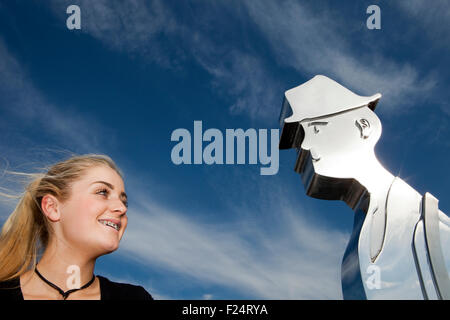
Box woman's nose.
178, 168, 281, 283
111, 198, 127, 215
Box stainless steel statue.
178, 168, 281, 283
278, 75, 450, 299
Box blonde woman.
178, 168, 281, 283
0, 155, 152, 300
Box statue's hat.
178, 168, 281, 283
281, 75, 381, 124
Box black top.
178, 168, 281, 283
0, 275, 153, 300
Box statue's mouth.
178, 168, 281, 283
294, 148, 367, 210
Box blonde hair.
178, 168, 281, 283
0, 154, 122, 282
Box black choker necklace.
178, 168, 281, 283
34, 267, 96, 300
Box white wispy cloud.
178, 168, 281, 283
49, 0, 283, 121
50, 0, 440, 119
395, 0, 450, 45
242, 1, 437, 112
192, 46, 283, 121
393, 0, 450, 119
64, 0, 179, 68
0, 38, 110, 154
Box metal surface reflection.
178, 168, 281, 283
279, 75, 450, 300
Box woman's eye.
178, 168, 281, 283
96, 189, 109, 196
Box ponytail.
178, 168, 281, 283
0, 176, 49, 281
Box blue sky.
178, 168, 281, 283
0, 0, 449, 299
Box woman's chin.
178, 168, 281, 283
92, 238, 120, 255
102, 241, 120, 254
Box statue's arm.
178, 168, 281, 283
438, 209, 450, 275
422, 193, 450, 299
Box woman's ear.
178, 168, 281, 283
41, 194, 61, 222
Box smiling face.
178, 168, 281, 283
299, 106, 381, 179
55, 165, 128, 257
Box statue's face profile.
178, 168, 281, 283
299, 106, 381, 180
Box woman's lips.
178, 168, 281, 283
98, 219, 121, 231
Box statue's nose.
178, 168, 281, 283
300, 130, 313, 151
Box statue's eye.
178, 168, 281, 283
308, 121, 328, 134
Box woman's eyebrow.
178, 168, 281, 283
91, 180, 114, 189
91, 181, 128, 200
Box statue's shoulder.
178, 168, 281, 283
388, 177, 422, 202
386, 177, 422, 218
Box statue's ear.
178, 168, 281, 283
355, 118, 373, 139
355, 106, 382, 145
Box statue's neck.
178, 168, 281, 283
353, 160, 395, 261
354, 160, 395, 213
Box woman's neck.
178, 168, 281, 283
35, 239, 96, 292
